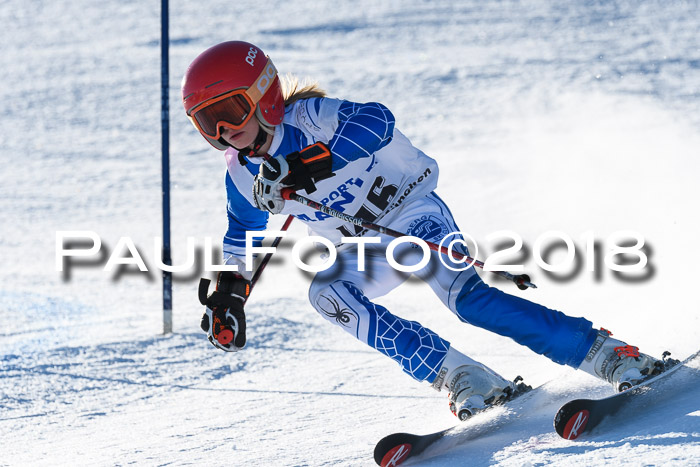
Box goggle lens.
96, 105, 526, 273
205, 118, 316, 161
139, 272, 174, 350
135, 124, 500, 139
191, 92, 252, 138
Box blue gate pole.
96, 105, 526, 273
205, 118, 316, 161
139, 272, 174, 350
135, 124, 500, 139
160, 0, 173, 334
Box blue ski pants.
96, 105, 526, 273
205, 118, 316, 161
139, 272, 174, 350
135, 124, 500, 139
308, 193, 598, 383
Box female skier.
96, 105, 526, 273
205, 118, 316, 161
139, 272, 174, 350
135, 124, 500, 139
183, 41, 664, 419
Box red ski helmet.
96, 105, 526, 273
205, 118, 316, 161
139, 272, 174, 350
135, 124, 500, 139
182, 41, 284, 150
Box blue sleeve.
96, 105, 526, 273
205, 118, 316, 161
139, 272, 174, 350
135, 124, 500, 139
223, 172, 268, 256
328, 100, 395, 171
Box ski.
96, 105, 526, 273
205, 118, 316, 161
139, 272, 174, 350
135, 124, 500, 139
554, 349, 700, 440
373, 384, 541, 466
374, 429, 448, 467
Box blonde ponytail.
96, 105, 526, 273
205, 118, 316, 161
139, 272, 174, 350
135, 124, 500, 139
258, 74, 327, 135
281, 73, 327, 106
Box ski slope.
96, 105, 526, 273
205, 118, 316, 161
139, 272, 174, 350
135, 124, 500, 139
1, 0, 699, 465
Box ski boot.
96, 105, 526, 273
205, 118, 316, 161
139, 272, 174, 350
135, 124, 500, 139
578, 329, 678, 392
432, 347, 531, 421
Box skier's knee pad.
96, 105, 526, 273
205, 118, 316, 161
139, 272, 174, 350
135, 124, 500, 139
308, 280, 366, 333
308, 279, 451, 381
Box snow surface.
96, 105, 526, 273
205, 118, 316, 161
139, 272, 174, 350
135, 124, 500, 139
1, 0, 699, 465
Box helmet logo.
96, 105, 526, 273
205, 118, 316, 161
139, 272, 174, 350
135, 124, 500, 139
256, 62, 277, 95
245, 57, 278, 106
245, 47, 258, 66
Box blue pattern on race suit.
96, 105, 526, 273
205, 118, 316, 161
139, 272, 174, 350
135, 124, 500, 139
328, 280, 449, 382
329, 100, 395, 170
224, 173, 268, 253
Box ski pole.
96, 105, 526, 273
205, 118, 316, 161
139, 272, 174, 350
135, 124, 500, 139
280, 189, 536, 290
248, 214, 294, 300
199, 215, 294, 307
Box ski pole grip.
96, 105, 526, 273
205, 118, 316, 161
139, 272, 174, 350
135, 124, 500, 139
281, 187, 295, 200
217, 328, 234, 345
514, 274, 535, 290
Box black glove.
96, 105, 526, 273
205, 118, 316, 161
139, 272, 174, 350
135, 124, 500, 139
198, 272, 251, 352
252, 142, 335, 213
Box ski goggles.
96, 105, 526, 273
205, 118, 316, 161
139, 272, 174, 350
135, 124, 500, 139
187, 57, 278, 140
